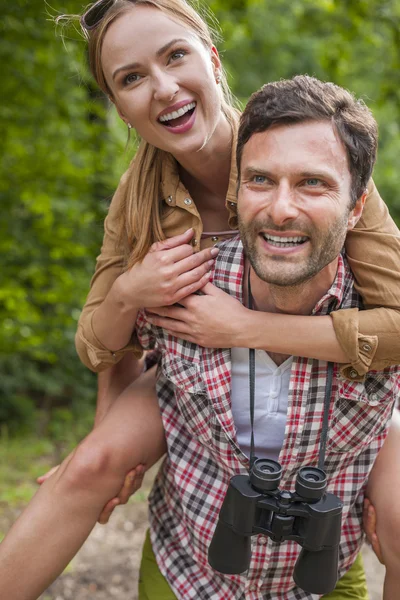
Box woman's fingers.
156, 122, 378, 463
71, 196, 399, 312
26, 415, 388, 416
149, 228, 195, 252
174, 246, 219, 276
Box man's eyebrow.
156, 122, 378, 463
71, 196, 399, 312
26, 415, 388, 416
242, 167, 273, 178
112, 38, 188, 81
299, 170, 336, 180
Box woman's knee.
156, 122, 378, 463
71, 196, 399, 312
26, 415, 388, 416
60, 434, 127, 494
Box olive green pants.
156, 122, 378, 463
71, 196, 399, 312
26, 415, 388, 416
138, 531, 369, 599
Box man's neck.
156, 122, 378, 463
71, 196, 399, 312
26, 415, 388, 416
245, 258, 338, 366
247, 259, 338, 317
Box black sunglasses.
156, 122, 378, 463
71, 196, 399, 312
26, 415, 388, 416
81, 0, 120, 30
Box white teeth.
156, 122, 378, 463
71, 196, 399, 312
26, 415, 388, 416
261, 233, 308, 246
159, 101, 196, 123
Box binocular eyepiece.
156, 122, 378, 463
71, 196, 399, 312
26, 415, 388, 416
250, 459, 327, 501
208, 459, 343, 595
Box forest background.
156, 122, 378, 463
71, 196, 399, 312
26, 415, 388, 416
1, 0, 400, 499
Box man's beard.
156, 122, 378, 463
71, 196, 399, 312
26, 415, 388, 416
238, 213, 349, 287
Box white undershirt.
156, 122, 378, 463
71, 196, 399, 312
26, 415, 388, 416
230, 347, 292, 461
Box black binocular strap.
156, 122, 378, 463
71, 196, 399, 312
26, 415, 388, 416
247, 268, 334, 471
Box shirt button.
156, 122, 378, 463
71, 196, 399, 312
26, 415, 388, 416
370, 393, 379, 401
258, 536, 267, 545
167, 195, 173, 203
211, 236, 219, 242
184, 198, 192, 205
363, 343, 372, 352
350, 369, 359, 378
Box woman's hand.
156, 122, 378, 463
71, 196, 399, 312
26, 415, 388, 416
146, 282, 248, 347
118, 229, 219, 310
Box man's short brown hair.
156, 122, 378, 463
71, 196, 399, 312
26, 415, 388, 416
237, 75, 378, 207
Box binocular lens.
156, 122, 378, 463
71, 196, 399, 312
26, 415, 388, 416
250, 459, 282, 492
295, 467, 327, 500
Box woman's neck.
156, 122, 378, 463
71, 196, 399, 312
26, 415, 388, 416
174, 113, 233, 209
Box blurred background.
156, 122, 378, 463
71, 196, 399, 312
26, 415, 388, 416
1, 0, 398, 596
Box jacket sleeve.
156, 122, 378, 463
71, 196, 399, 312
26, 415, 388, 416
332, 179, 400, 379
75, 171, 143, 372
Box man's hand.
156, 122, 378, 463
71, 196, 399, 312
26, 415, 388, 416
37, 464, 145, 524
97, 465, 145, 524
363, 497, 384, 563
146, 282, 248, 348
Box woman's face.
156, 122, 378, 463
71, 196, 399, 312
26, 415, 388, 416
101, 5, 224, 157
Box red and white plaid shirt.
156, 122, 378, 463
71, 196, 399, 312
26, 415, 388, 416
136, 236, 399, 599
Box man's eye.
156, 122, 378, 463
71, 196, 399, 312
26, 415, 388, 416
253, 175, 266, 184
305, 178, 322, 186
123, 73, 141, 86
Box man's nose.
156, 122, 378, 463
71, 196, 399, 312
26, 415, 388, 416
152, 70, 179, 102
267, 184, 299, 225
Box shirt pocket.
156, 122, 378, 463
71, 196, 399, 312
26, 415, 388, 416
327, 373, 395, 454
161, 355, 213, 446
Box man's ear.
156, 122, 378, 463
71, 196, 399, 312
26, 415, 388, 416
347, 190, 367, 230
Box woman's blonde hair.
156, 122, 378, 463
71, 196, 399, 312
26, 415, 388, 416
84, 0, 238, 267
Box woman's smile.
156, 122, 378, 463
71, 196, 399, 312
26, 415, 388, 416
157, 100, 197, 133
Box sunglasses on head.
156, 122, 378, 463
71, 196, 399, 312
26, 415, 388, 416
81, 0, 121, 30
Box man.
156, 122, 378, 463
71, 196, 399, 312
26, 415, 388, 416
136, 75, 400, 599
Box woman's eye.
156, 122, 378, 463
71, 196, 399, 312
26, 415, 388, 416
123, 73, 142, 86
169, 49, 186, 62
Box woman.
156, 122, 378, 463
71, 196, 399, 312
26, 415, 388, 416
0, 1, 399, 599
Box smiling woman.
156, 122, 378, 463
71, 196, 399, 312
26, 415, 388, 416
100, 6, 228, 157
0, 1, 400, 600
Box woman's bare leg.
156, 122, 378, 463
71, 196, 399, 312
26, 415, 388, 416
366, 408, 400, 600
0, 366, 166, 600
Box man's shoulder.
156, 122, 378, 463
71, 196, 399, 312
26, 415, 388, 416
211, 235, 244, 295
213, 234, 243, 273
336, 253, 363, 311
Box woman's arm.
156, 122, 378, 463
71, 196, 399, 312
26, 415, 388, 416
76, 172, 218, 373
146, 283, 349, 362
147, 181, 400, 373
333, 179, 400, 375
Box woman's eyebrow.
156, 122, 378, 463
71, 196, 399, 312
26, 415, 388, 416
112, 38, 188, 81
156, 38, 187, 58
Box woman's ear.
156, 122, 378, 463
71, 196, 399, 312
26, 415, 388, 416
210, 45, 222, 80
113, 101, 131, 128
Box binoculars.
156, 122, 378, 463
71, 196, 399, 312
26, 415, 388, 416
208, 459, 343, 595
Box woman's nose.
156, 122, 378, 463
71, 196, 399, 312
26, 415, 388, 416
152, 72, 179, 102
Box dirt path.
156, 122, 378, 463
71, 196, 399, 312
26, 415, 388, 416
36, 471, 385, 600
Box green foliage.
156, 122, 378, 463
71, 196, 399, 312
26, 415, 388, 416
1, 0, 399, 433
0, 0, 125, 430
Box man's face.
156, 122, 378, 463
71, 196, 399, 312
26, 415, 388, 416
238, 120, 362, 286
